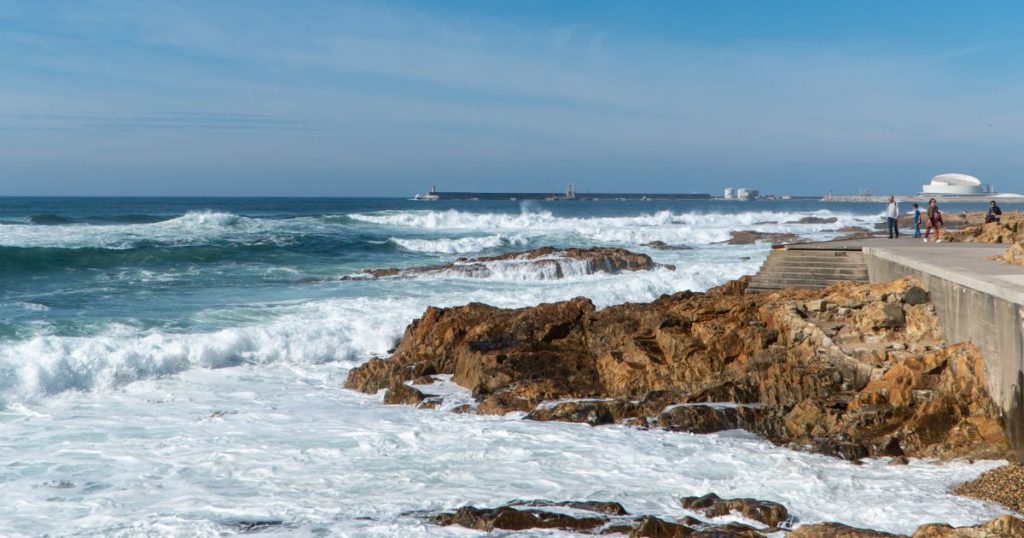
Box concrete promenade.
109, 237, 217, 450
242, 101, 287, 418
797, 237, 1024, 458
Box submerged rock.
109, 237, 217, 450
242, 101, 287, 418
642, 241, 693, 251
342, 246, 670, 280
681, 493, 790, 527
431, 505, 607, 532
787, 216, 839, 224
723, 231, 801, 245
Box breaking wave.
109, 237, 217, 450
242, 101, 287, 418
389, 234, 529, 254
351, 209, 869, 245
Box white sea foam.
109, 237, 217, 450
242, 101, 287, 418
352, 209, 868, 245
0, 363, 1008, 536
389, 234, 529, 253
0, 252, 757, 406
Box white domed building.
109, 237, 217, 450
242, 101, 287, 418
920, 173, 989, 196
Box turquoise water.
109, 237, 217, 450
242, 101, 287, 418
0, 197, 1007, 536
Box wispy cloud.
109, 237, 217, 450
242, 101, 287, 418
1, 1, 1022, 194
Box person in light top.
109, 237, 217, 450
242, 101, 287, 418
885, 195, 900, 239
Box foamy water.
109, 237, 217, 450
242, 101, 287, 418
0, 198, 1003, 536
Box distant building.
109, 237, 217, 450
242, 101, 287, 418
723, 188, 736, 199
921, 173, 990, 196
736, 188, 759, 200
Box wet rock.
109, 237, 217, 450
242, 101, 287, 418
629, 516, 696, 537
508, 499, 629, 516
526, 399, 636, 426
343, 358, 410, 393
659, 405, 741, 434
431, 505, 607, 532
643, 241, 693, 251
789, 522, 905, 537
345, 276, 1010, 461
343, 247, 669, 280
383, 383, 426, 405
723, 231, 801, 245
787, 216, 839, 224
680, 493, 790, 527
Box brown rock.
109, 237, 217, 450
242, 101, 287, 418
789, 522, 905, 537
343, 246, 668, 280
508, 499, 629, 516
723, 231, 801, 245
681, 493, 790, 527
787, 216, 839, 224
643, 241, 693, 251
343, 358, 410, 393
382, 383, 425, 405
432, 505, 606, 532
345, 276, 1010, 461
629, 516, 696, 537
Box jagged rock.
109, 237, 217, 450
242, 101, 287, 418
629, 516, 695, 537
345, 277, 1010, 461
526, 399, 635, 426
874, 304, 906, 329
507, 499, 629, 516
789, 522, 905, 537
643, 241, 693, 251
787, 216, 839, 224
681, 493, 790, 527
723, 231, 801, 245
658, 405, 762, 434
343, 247, 669, 280
343, 358, 410, 393
431, 505, 607, 532
382, 383, 425, 405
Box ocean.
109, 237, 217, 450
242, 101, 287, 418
0, 197, 1007, 536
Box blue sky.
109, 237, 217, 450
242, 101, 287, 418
1, 0, 1022, 196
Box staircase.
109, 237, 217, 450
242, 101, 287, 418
747, 247, 870, 293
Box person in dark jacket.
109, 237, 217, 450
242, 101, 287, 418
986, 200, 1002, 224
924, 198, 943, 242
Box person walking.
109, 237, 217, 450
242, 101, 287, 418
986, 200, 1002, 224
885, 195, 900, 239
912, 203, 922, 237
924, 198, 943, 242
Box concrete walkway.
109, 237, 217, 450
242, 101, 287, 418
863, 240, 1024, 306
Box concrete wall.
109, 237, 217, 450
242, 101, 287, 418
864, 248, 1024, 460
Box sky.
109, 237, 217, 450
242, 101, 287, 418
1, 0, 1023, 196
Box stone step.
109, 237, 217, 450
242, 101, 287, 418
759, 263, 869, 274
747, 277, 867, 290
747, 247, 869, 293
771, 248, 865, 257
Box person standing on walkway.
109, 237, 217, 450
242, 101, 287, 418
885, 195, 900, 239
924, 198, 943, 242
912, 203, 922, 237
986, 200, 1002, 224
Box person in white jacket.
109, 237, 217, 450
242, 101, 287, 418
885, 196, 900, 239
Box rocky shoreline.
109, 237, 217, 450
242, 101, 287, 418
342, 245, 1022, 535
